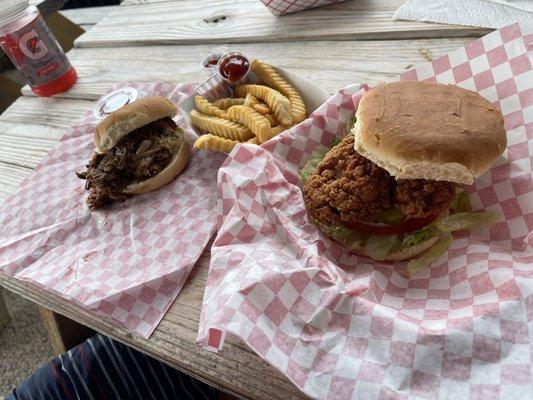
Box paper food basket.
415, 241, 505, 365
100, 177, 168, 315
179, 65, 330, 137
259, 0, 347, 15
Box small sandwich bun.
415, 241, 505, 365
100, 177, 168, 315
94, 96, 178, 154
124, 128, 190, 195
334, 232, 439, 262
312, 218, 440, 262
353, 81, 507, 185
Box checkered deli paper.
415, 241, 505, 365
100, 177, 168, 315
259, 0, 346, 15
0, 82, 225, 338
198, 22, 533, 399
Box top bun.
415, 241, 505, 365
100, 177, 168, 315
353, 81, 506, 185
94, 96, 177, 154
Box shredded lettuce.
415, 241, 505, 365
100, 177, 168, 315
436, 212, 500, 232
328, 225, 367, 252
452, 189, 472, 212
346, 116, 357, 134
364, 234, 402, 260
300, 149, 327, 183
400, 226, 437, 249
407, 234, 452, 276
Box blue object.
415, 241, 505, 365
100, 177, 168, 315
6, 334, 219, 400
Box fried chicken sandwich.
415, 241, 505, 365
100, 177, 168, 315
78, 96, 190, 209
301, 81, 507, 273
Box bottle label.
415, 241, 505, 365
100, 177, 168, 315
0, 15, 71, 86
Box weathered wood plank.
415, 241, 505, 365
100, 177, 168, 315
39, 307, 95, 354
0, 97, 93, 129
0, 162, 32, 203
0, 288, 10, 332
21, 37, 472, 100
75, 0, 488, 48
0, 99, 92, 168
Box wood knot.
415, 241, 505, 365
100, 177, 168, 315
203, 15, 227, 24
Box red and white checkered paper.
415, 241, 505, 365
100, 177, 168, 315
0, 81, 225, 338
260, 0, 346, 16
198, 22, 533, 399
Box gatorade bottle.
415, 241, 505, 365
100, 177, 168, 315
0, 0, 77, 96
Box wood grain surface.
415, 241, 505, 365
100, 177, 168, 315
21, 37, 473, 99
0, 0, 491, 398
39, 307, 95, 354
75, 0, 488, 48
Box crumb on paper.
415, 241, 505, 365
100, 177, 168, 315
418, 48, 434, 62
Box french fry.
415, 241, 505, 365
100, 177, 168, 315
264, 113, 277, 127
251, 59, 307, 123
226, 105, 271, 144
194, 95, 226, 118
212, 97, 246, 109
190, 110, 253, 141
194, 134, 239, 153
243, 94, 258, 108
234, 84, 293, 126
271, 125, 289, 136
253, 102, 271, 115
257, 125, 289, 144
246, 137, 259, 145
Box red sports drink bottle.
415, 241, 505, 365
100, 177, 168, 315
0, 0, 77, 97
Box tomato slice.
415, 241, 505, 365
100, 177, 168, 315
345, 213, 440, 235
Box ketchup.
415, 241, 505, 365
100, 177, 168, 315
218, 54, 249, 82
0, 2, 77, 97
206, 58, 219, 66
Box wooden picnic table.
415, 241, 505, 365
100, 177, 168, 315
0, 1, 491, 398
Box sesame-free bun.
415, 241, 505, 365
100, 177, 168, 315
124, 126, 190, 195
353, 81, 507, 185
344, 233, 439, 262
311, 217, 439, 262
94, 96, 178, 154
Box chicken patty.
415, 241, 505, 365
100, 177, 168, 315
302, 134, 454, 227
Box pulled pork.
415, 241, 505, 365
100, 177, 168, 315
77, 117, 179, 209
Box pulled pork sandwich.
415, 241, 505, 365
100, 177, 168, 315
77, 96, 190, 209
301, 81, 507, 274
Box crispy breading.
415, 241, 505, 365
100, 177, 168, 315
395, 180, 454, 218
303, 134, 392, 226
302, 134, 455, 227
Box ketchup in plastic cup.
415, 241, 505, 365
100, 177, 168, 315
217, 52, 250, 84
0, 0, 77, 97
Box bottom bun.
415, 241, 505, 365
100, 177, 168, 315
380, 235, 439, 261
125, 127, 190, 195
330, 234, 439, 262
312, 217, 440, 262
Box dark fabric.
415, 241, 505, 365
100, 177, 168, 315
62, 0, 121, 9
6, 334, 219, 400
